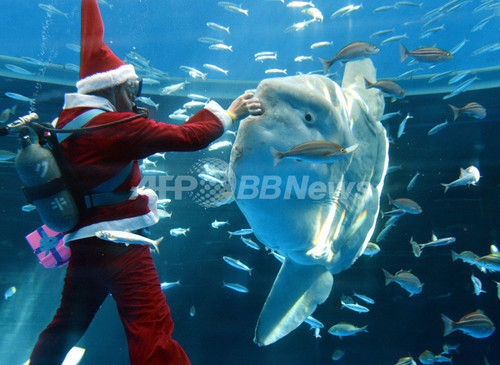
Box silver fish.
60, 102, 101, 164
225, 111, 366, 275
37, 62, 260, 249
223, 282, 248, 293
397, 113, 413, 138
304, 315, 324, 329
476, 254, 500, 272
472, 14, 495, 32
369, 28, 395, 38
5, 64, 33, 75
223, 256, 253, 274
364, 78, 405, 98
448, 71, 471, 85
441, 311, 495, 338
21, 204, 37, 212
396, 1, 423, 7
38, 4, 69, 18
4, 286, 16, 300
441, 165, 480, 193
330, 4, 362, 18
380, 110, 402, 121
161, 280, 181, 290
471, 273, 486, 296
447, 76, 479, 97
362, 242, 380, 256
95, 230, 162, 253
427, 120, 449, 135
0, 150, 17, 162
373, 5, 398, 12
428, 70, 454, 83
208, 140, 233, 151
136, 96, 159, 110
451, 250, 480, 267
396, 356, 417, 365
376, 224, 395, 242
450, 38, 469, 55
388, 194, 422, 214
284, 19, 315, 32
328, 323, 368, 338
4, 92, 34, 103
418, 233, 456, 250
203, 63, 229, 75
206, 22, 230, 34
228, 228, 253, 237
223, 5, 248, 16
353, 292, 374, 304
199, 173, 224, 185
170, 227, 190, 236
241, 236, 260, 250
197, 37, 224, 44
310, 41, 333, 49
449, 102, 486, 121
407, 171, 421, 190
169, 113, 189, 122
383, 268, 423, 296
286, 1, 315, 8
209, 43, 233, 52
410, 237, 422, 257
399, 44, 453, 63
271, 140, 358, 165
211, 220, 229, 229
340, 299, 370, 313
381, 208, 406, 218
381, 34, 408, 46
320, 41, 379, 74
160, 82, 188, 95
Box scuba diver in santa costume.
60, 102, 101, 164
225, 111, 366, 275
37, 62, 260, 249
28, 0, 261, 364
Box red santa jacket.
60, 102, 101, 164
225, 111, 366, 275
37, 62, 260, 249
56, 93, 231, 243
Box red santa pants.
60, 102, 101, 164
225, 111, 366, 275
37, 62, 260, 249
29, 236, 190, 365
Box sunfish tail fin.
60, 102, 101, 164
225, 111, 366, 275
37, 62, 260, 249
254, 259, 333, 346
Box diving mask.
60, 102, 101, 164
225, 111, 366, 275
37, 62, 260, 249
127, 78, 142, 100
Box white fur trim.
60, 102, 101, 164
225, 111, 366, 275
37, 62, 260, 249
63, 188, 160, 245
204, 100, 232, 130
62, 93, 116, 111
76, 64, 138, 94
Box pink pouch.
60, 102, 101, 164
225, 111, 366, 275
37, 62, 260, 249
25, 225, 70, 268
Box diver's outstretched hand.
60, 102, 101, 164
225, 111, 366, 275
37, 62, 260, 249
228, 92, 263, 121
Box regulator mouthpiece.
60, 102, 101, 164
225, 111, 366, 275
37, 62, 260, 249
8, 112, 39, 130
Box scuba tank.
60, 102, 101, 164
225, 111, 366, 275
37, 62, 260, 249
14, 115, 80, 232
9, 110, 147, 233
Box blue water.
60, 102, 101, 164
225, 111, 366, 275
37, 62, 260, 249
0, 1, 499, 364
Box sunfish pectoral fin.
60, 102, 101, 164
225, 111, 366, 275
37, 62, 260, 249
254, 259, 333, 346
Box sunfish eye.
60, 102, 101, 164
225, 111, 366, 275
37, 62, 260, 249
304, 113, 313, 123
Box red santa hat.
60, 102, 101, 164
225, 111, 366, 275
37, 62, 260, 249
76, 0, 137, 94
